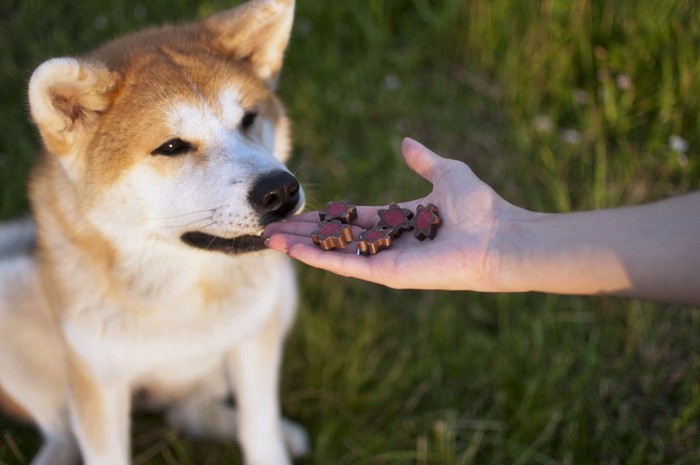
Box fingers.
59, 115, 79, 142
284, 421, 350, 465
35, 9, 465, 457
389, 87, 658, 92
264, 232, 310, 254
263, 203, 404, 234
277, 240, 401, 289
263, 225, 391, 286
402, 137, 476, 188
263, 213, 318, 238
401, 137, 443, 183
263, 138, 453, 282
263, 215, 363, 255
286, 243, 374, 279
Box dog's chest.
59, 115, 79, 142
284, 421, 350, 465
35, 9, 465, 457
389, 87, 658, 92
63, 251, 294, 383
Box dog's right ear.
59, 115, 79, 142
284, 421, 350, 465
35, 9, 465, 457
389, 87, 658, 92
204, 0, 295, 88
29, 58, 118, 157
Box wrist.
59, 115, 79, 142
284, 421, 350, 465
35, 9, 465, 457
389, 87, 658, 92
492, 208, 639, 297
486, 207, 549, 293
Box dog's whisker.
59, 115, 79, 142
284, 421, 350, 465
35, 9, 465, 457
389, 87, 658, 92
291, 163, 314, 177
192, 221, 218, 233
147, 219, 218, 237
154, 209, 217, 221
181, 217, 214, 228
206, 235, 218, 250
150, 216, 215, 231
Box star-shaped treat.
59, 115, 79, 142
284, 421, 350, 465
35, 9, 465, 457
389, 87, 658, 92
357, 226, 393, 256
376, 202, 414, 238
319, 200, 357, 224
311, 219, 354, 250
410, 203, 441, 240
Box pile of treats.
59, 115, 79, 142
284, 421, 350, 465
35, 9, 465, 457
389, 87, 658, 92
311, 200, 441, 256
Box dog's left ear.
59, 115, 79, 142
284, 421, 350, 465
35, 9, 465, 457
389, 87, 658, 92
204, 0, 295, 87
28, 57, 118, 158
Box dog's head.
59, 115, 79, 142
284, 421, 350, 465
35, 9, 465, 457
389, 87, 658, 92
28, 0, 303, 255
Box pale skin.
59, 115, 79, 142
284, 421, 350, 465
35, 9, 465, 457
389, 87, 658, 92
264, 138, 700, 306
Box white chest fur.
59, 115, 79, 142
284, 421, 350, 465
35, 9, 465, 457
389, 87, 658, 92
61, 243, 297, 386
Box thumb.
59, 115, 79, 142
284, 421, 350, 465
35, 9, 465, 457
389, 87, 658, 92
402, 137, 447, 184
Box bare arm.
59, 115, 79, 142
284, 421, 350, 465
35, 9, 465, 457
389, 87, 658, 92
503, 194, 700, 304
264, 138, 700, 305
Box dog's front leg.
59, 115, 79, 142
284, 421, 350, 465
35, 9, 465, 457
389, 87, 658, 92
227, 316, 289, 465
66, 349, 131, 465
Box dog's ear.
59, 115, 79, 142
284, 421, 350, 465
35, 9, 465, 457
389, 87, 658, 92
204, 0, 295, 87
29, 57, 118, 156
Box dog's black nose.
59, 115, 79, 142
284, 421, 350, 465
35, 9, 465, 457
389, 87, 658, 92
249, 170, 301, 220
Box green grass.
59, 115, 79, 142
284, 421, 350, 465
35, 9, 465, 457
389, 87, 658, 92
1, 0, 700, 464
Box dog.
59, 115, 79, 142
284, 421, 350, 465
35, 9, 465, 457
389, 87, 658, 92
0, 1, 309, 464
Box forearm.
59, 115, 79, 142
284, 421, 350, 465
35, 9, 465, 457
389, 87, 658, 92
499, 193, 700, 305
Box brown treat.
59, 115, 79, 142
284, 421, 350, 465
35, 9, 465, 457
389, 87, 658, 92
376, 202, 414, 238
410, 203, 441, 240
311, 220, 354, 250
319, 200, 357, 224
357, 226, 393, 256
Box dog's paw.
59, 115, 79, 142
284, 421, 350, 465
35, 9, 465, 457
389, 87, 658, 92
281, 418, 309, 458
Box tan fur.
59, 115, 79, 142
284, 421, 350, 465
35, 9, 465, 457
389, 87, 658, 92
84, 42, 283, 189
1, 2, 307, 464
0, 384, 30, 422
65, 350, 109, 456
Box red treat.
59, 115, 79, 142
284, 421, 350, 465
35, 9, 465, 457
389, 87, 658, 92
311, 220, 354, 250
319, 200, 357, 224
357, 226, 393, 256
377, 203, 414, 238
410, 203, 441, 240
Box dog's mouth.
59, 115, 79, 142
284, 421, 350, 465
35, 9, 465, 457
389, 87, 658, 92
180, 170, 304, 255
180, 231, 267, 255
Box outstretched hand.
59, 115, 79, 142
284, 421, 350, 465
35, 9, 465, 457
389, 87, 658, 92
263, 138, 523, 290
264, 137, 700, 303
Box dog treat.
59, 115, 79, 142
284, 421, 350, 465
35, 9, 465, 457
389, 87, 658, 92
376, 203, 414, 238
311, 219, 354, 250
410, 203, 441, 240
310, 200, 442, 253
319, 200, 357, 224
357, 226, 393, 256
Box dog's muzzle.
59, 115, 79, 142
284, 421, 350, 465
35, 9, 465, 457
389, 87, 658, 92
181, 170, 302, 255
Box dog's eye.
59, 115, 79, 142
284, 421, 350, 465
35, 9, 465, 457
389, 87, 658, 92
151, 138, 192, 156
241, 111, 257, 130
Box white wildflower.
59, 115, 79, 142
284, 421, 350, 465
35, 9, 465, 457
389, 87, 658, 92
573, 89, 590, 105
668, 134, 689, 154
560, 129, 582, 145
383, 74, 401, 91
616, 73, 632, 91
533, 115, 554, 134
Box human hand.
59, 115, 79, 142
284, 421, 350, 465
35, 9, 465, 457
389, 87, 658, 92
263, 138, 527, 290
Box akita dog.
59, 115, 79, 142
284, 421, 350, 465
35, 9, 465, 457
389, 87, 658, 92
0, 0, 309, 464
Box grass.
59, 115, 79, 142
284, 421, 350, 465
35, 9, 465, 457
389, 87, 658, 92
1, 0, 700, 464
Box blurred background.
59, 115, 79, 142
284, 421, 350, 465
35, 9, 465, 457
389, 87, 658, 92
1, 0, 699, 463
